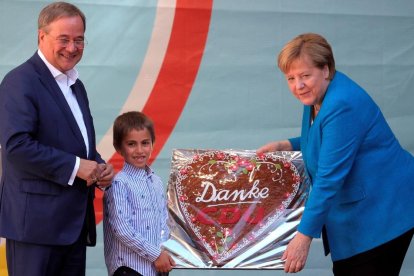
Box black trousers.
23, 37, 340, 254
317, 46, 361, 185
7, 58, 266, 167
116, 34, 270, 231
333, 227, 414, 276
113, 266, 169, 276
113, 266, 142, 276
113, 266, 170, 276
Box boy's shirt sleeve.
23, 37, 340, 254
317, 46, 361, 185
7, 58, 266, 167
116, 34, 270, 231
105, 179, 161, 262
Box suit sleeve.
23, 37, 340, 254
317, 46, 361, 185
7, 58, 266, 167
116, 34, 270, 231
289, 137, 301, 151
0, 72, 76, 185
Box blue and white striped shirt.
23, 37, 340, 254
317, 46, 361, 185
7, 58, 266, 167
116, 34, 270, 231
103, 163, 169, 276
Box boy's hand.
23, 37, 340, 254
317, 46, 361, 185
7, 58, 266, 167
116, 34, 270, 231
154, 251, 176, 273
96, 163, 114, 189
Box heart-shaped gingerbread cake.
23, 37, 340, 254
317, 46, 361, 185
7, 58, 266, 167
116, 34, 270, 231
169, 150, 302, 266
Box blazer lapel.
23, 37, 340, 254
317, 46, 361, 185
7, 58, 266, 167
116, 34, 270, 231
301, 106, 311, 143
300, 105, 312, 165
31, 53, 87, 156
71, 82, 94, 159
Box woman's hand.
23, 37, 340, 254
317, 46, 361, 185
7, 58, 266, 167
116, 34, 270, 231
282, 232, 312, 273
256, 140, 292, 155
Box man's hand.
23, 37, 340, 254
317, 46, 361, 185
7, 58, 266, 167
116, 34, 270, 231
77, 159, 101, 186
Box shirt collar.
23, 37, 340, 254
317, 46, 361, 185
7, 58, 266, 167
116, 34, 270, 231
37, 49, 79, 86
123, 162, 153, 179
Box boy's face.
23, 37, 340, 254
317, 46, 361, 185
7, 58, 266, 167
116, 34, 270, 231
118, 128, 153, 169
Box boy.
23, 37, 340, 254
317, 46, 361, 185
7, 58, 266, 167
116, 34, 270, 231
103, 111, 175, 276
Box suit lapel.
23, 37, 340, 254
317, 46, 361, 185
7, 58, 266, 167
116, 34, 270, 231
31, 53, 87, 157
71, 82, 94, 159
302, 106, 311, 142
300, 105, 312, 162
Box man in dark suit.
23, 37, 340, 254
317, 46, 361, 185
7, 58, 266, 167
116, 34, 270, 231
0, 2, 114, 275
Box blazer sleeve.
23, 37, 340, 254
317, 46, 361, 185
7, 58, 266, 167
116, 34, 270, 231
0, 69, 76, 185
289, 137, 301, 151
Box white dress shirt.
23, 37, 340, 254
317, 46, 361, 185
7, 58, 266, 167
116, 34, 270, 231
37, 49, 88, 185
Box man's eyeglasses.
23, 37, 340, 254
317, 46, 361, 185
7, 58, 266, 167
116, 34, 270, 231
47, 34, 87, 49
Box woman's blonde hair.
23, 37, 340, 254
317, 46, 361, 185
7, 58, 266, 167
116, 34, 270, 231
278, 33, 335, 79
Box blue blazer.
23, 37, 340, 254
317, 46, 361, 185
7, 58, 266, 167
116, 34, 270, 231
289, 71, 414, 261
0, 52, 103, 246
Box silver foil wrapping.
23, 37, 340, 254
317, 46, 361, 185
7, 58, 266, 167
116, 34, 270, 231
163, 149, 310, 269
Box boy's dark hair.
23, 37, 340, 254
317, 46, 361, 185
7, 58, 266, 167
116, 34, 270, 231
113, 111, 155, 151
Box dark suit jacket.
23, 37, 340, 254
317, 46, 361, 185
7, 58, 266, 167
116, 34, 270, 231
0, 52, 103, 246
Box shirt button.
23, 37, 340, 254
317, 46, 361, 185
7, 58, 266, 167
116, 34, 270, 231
146, 226, 150, 230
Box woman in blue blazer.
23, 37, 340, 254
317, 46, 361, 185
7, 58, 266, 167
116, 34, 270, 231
258, 33, 414, 275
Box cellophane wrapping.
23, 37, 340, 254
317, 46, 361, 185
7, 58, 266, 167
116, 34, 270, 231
163, 149, 310, 269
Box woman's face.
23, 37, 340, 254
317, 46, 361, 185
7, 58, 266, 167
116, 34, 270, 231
284, 55, 330, 108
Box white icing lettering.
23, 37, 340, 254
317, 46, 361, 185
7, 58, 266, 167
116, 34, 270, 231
195, 180, 269, 203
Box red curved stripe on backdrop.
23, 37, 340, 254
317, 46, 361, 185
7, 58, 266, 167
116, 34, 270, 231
94, 0, 213, 223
